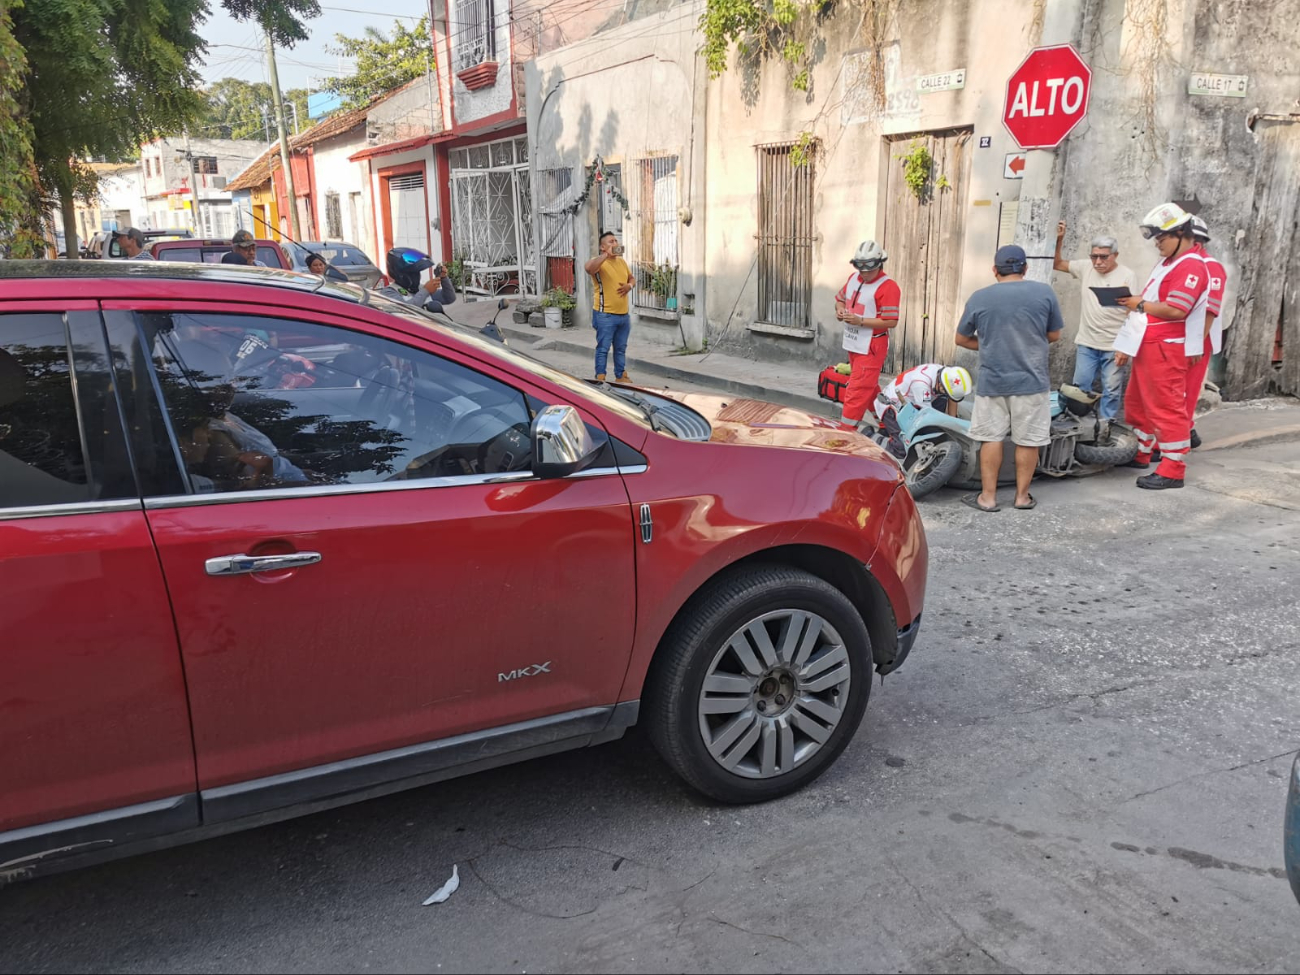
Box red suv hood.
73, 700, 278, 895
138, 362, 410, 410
656, 391, 896, 462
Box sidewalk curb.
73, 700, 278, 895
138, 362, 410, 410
500, 323, 834, 416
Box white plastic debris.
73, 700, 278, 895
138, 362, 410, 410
422, 864, 460, 906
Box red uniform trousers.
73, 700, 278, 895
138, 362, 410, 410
1125, 322, 1194, 480
841, 333, 889, 423
1185, 349, 1211, 426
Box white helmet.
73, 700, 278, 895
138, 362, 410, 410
1139, 202, 1192, 239
851, 240, 887, 271
941, 366, 972, 401
1191, 215, 1210, 242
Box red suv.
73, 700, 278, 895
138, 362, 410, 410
0, 261, 927, 880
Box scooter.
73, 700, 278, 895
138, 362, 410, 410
875, 385, 1140, 499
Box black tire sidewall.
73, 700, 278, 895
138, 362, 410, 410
662, 568, 872, 804
906, 438, 963, 499
1075, 429, 1139, 466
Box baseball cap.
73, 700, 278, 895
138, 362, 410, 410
231, 230, 255, 246
994, 244, 1027, 274
113, 228, 145, 246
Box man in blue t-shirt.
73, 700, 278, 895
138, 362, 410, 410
955, 245, 1064, 513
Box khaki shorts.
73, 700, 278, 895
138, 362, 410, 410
969, 392, 1052, 447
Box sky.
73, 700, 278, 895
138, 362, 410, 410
199, 0, 430, 92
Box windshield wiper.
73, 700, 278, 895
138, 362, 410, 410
604, 385, 667, 433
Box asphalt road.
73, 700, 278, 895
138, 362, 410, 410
3, 388, 1299, 974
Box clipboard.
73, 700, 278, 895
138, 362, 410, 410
1089, 286, 1133, 307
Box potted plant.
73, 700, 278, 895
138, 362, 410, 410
650, 263, 678, 310
541, 287, 575, 329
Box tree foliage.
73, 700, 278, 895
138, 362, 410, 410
3, 0, 321, 255
0, 1, 43, 257
197, 78, 310, 140
221, 0, 321, 49
323, 15, 433, 109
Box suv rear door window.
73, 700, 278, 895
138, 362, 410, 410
0, 312, 135, 509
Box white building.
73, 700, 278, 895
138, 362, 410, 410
139, 137, 265, 237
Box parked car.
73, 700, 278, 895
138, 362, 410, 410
102, 228, 194, 259
151, 236, 287, 268
0, 260, 927, 881
82, 232, 110, 259
283, 239, 383, 288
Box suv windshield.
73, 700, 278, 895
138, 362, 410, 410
347, 284, 653, 431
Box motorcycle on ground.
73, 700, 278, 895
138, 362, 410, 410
874, 385, 1140, 500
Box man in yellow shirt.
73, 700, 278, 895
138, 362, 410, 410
583, 231, 635, 381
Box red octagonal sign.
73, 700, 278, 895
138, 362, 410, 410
1003, 44, 1092, 150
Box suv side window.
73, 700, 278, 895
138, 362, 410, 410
139, 312, 536, 495
0, 313, 135, 510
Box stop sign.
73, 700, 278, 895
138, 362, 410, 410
1003, 44, 1092, 149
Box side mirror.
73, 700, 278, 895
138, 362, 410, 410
531, 405, 601, 479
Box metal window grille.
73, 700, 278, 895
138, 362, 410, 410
537, 167, 576, 292
756, 143, 815, 330
449, 135, 537, 296
628, 156, 679, 311
325, 191, 342, 239
195, 156, 219, 175
454, 0, 496, 72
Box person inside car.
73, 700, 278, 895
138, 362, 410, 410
221, 230, 263, 266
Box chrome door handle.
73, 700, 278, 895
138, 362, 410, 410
205, 552, 323, 576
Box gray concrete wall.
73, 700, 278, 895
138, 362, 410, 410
700, 0, 1300, 382
526, 1, 709, 350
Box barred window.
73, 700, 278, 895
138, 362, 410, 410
628, 156, 679, 311
454, 0, 496, 72
756, 143, 815, 330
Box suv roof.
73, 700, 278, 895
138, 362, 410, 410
0, 259, 358, 301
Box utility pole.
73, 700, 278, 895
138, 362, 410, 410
182, 129, 200, 235
265, 30, 301, 240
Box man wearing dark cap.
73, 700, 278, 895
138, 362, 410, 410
221, 230, 259, 266
115, 228, 154, 260
954, 244, 1064, 512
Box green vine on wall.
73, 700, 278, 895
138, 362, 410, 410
790, 130, 817, 168
895, 140, 950, 200
701, 0, 897, 99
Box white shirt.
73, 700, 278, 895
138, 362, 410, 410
878, 363, 944, 411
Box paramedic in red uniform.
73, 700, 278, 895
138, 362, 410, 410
1186, 215, 1226, 449
1114, 203, 1208, 491
836, 240, 901, 428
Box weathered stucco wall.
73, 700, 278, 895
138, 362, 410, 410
527, 2, 709, 348
700, 0, 1300, 386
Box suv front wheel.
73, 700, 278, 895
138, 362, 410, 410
645, 565, 873, 803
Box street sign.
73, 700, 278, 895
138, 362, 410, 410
917, 68, 966, 93
979, 136, 992, 148
1004, 152, 1026, 179
1188, 73, 1248, 97
1003, 44, 1092, 149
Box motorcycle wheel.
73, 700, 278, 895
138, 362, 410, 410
904, 438, 964, 499
1074, 427, 1139, 466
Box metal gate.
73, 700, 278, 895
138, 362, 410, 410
449, 135, 537, 296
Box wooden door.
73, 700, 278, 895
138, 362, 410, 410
882, 128, 973, 377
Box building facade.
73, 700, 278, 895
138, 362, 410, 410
139, 137, 263, 237
524, 0, 1300, 397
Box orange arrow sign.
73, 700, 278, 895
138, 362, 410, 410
1009, 155, 1026, 174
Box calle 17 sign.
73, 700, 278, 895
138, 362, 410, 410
1003, 44, 1092, 150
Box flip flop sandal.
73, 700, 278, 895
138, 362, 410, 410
962, 494, 1001, 513
1014, 494, 1038, 510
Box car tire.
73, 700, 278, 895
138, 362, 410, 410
644, 565, 872, 804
